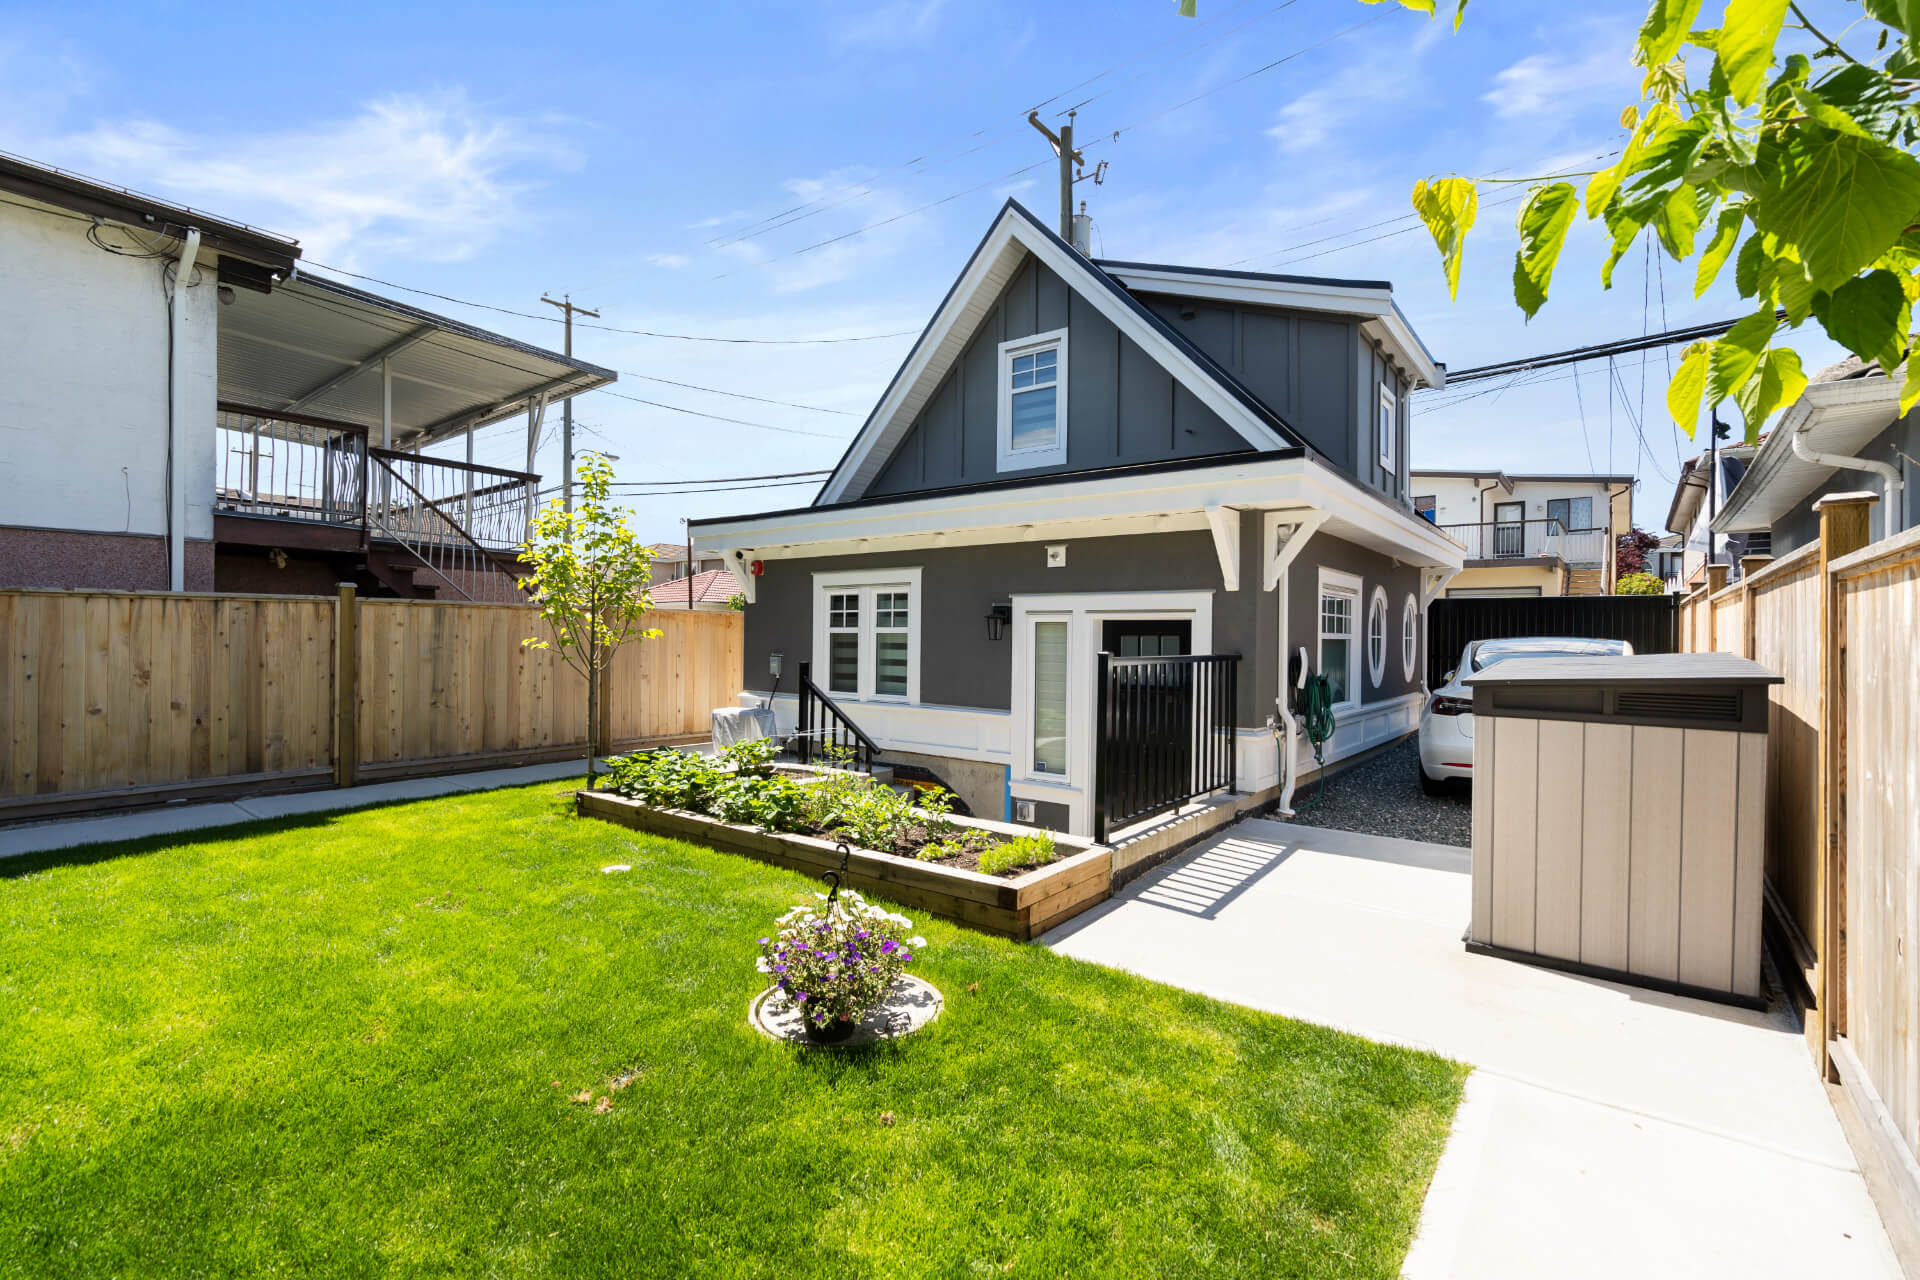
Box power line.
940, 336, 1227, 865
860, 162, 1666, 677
298, 259, 917, 344
610, 478, 825, 497
608, 469, 831, 485
614, 370, 856, 416
713, 11, 1390, 281
1428, 312, 1783, 385
595, 389, 854, 439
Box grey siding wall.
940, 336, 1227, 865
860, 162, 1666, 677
861, 256, 1251, 499
1283, 532, 1425, 706
742, 525, 1272, 727
1139, 294, 1412, 507
1768, 411, 1920, 554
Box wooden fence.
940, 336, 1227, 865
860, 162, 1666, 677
1, 587, 741, 819
1679, 497, 1920, 1223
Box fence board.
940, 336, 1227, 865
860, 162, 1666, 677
1841, 542, 1920, 1171
1745, 553, 1824, 954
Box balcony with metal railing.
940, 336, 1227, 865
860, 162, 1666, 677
1436, 518, 1610, 566
213, 403, 535, 601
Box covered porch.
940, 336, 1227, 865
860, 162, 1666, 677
209, 272, 614, 599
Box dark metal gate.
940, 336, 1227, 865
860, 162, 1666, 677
1092, 652, 1238, 843
1425, 595, 1679, 687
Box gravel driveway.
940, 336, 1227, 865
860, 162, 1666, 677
1283, 736, 1471, 847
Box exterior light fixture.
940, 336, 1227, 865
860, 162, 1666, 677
986, 602, 1012, 641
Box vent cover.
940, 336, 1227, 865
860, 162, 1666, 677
1615, 690, 1741, 722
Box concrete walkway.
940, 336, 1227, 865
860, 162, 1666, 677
0, 760, 598, 860
1044, 818, 1902, 1279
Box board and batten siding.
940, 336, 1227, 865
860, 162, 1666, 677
1471, 715, 1767, 1001
860, 255, 1251, 499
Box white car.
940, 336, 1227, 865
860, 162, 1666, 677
1417, 636, 1634, 795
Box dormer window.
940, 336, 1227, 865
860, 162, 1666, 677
997, 328, 1068, 471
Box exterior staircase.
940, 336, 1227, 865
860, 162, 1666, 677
1566, 566, 1608, 596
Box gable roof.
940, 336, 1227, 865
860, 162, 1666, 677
815, 199, 1303, 505
649, 567, 740, 607
1095, 260, 1445, 390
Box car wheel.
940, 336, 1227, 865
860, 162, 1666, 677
1419, 766, 1450, 797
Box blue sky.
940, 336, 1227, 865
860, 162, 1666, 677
0, 0, 1850, 539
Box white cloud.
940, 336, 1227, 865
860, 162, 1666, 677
831, 0, 948, 51
14, 91, 576, 268
1267, 89, 1339, 153
649, 253, 691, 268
1484, 48, 1627, 120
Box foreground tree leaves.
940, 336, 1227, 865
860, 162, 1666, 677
1392, 0, 1920, 441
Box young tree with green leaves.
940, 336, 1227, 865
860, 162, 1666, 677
519, 453, 660, 786
1392, 0, 1920, 442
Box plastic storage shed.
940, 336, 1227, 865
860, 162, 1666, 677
1463, 653, 1782, 1007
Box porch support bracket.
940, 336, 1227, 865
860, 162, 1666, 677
1205, 503, 1242, 592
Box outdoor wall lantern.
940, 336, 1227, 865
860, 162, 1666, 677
985, 603, 1012, 641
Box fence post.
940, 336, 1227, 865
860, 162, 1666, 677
334, 582, 359, 788
1813, 491, 1878, 1081
1738, 555, 1771, 661
1704, 562, 1730, 652
1093, 651, 1110, 844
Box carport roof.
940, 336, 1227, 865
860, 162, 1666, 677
220, 271, 616, 450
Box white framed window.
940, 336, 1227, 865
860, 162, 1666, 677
997, 328, 1068, 471
812, 568, 922, 704
1318, 567, 1361, 709
1031, 618, 1070, 776
1401, 593, 1420, 684
1366, 586, 1389, 688
1378, 383, 1397, 474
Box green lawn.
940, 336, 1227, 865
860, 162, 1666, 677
0, 781, 1465, 1279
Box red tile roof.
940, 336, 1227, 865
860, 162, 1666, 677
648, 567, 740, 607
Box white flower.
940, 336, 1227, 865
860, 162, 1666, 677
755, 958, 771, 973
908, 937, 927, 949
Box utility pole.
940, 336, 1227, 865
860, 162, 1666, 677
541, 293, 600, 510
1027, 109, 1085, 241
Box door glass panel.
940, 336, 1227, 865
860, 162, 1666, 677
829, 633, 859, 694
1033, 620, 1068, 775
874, 633, 908, 697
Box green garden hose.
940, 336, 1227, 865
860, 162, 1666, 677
1292, 674, 1337, 811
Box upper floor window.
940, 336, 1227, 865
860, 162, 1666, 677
998, 328, 1068, 471
1413, 493, 1437, 522
1545, 496, 1594, 532
1378, 384, 1397, 475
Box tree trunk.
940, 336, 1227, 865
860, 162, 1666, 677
585, 635, 599, 788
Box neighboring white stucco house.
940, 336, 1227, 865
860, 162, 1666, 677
1410, 469, 1635, 597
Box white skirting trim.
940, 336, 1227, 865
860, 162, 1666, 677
1290, 691, 1423, 773
748, 691, 1013, 765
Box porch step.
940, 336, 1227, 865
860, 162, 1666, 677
363, 551, 442, 600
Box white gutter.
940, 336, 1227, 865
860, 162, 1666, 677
1268, 511, 1328, 816
168, 227, 201, 592
1792, 419, 1904, 509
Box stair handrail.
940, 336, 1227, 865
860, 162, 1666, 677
795, 661, 880, 769
369, 455, 523, 603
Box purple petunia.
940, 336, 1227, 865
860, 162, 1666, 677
757, 937, 769, 945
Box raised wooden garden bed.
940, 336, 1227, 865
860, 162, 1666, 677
576, 790, 1111, 940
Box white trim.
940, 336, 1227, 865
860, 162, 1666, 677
759, 692, 1012, 765
1286, 691, 1424, 774
810, 567, 923, 706
814, 204, 1294, 504
1366, 584, 1389, 688
1095, 263, 1445, 390
1205, 503, 1242, 590
694, 453, 1466, 572
1008, 589, 1215, 836
996, 326, 1068, 470
1317, 566, 1362, 713
1378, 383, 1398, 474
1401, 592, 1420, 684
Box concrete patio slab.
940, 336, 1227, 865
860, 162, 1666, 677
1043, 818, 1902, 1279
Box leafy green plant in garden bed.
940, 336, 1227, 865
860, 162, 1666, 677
600, 741, 1057, 876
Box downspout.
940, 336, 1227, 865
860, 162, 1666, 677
1791, 421, 1904, 514
168, 227, 202, 592
1269, 511, 1329, 817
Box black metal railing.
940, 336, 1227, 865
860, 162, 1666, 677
795, 661, 880, 771
1093, 652, 1239, 843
